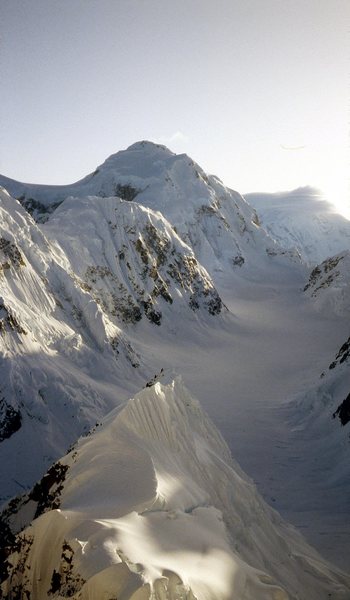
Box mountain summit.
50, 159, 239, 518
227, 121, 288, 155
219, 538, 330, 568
0, 141, 301, 277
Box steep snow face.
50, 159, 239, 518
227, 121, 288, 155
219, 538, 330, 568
0, 141, 302, 278
0, 188, 146, 502
246, 188, 350, 265
1, 379, 349, 600
303, 251, 350, 316
0, 185, 223, 503
44, 195, 223, 326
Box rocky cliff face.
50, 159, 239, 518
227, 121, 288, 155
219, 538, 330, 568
304, 251, 350, 316
44, 195, 223, 326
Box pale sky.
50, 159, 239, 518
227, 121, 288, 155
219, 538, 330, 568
1, 0, 349, 216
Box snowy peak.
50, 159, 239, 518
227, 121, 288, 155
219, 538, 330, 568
0, 142, 302, 279
246, 187, 350, 264
78, 140, 177, 196
1, 379, 349, 600
44, 195, 223, 324
126, 140, 174, 152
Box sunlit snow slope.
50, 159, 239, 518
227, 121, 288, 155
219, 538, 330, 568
1, 379, 349, 600
0, 184, 226, 502
0, 141, 349, 586
246, 187, 350, 264
0, 141, 306, 501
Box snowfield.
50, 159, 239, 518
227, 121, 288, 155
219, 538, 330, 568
0, 141, 349, 598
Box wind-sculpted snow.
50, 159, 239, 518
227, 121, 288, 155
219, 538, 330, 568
304, 251, 350, 316
0, 188, 145, 501
1, 379, 349, 600
246, 188, 350, 265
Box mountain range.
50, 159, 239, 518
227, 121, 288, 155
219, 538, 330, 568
0, 141, 349, 599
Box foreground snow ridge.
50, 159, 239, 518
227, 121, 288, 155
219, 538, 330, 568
1, 379, 348, 600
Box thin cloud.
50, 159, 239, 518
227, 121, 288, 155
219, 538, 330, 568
280, 144, 307, 151
155, 131, 189, 146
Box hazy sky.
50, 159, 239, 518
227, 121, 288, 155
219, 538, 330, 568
1, 0, 349, 215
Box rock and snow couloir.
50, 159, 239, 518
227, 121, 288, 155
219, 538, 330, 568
1, 378, 349, 600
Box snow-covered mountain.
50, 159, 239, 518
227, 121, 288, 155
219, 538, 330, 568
0, 141, 301, 279
44, 194, 223, 324
0, 141, 308, 502
246, 187, 350, 265
0, 141, 349, 596
1, 379, 349, 600
0, 186, 143, 501
0, 182, 228, 503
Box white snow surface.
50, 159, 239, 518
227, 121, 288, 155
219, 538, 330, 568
0, 141, 349, 589
246, 187, 350, 265
0, 187, 148, 499
0, 182, 227, 499
2, 379, 349, 600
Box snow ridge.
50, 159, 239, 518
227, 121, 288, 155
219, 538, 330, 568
1, 379, 349, 600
